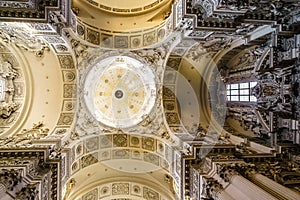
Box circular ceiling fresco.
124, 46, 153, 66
84, 56, 156, 128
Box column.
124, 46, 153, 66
223, 183, 252, 200
230, 174, 277, 200
250, 173, 300, 200
218, 165, 277, 200
217, 190, 235, 200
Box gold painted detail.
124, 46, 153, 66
84, 56, 156, 128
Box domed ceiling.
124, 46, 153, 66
1, 1, 300, 200
84, 56, 156, 128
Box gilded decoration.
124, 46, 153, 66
0, 1, 300, 200
58, 55, 75, 69
82, 55, 157, 129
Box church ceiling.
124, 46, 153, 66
70, 0, 173, 48
0, 0, 61, 21
0, 1, 299, 200
0, 22, 77, 140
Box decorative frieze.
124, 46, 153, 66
77, 181, 164, 200
0, 169, 22, 191
15, 183, 38, 200
0, 23, 50, 57
0, 122, 49, 148
0, 147, 62, 200
0, 0, 59, 21
70, 11, 172, 49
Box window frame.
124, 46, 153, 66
227, 81, 257, 103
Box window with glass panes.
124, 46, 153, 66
227, 82, 257, 102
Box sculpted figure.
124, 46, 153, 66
0, 61, 19, 118
0, 61, 18, 79
0, 102, 18, 118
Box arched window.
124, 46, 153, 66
227, 81, 257, 102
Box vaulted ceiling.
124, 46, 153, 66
0, 1, 299, 200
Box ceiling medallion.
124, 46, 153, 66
84, 56, 156, 129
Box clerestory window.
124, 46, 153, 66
227, 81, 257, 102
